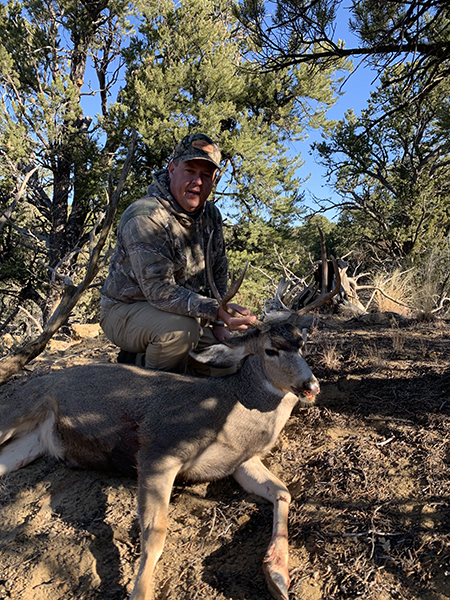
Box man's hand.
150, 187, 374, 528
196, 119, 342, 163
212, 325, 232, 341
217, 303, 257, 331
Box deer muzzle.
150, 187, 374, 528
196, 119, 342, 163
292, 377, 320, 400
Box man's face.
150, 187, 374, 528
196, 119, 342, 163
168, 159, 217, 213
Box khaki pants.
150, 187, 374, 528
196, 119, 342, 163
100, 301, 235, 377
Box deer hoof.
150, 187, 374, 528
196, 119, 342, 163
263, 562, 290, 600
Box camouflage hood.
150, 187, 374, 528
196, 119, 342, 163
100, 169, 228, 321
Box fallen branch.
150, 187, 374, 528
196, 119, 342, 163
17, 306, 43, 334
359, 285, 415, 312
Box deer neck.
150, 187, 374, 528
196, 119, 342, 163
235, 355, 299, 412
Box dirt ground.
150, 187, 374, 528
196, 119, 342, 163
1, 315, 450, 600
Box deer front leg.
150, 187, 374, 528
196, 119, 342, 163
130, 454, 181, 600
233, 456, 291, 600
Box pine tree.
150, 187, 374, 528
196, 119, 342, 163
236, 0, 450, 100
314, 66, 450, 264
0, 0, 342, 336
118, 0, 342, 214
0, 0, 134, 324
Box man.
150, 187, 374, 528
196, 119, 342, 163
100, 133, 256, 374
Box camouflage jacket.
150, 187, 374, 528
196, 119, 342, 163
100, 169, 228, 321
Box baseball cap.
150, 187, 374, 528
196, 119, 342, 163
172, 133, 221, 168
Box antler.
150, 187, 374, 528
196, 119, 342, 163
206, 227, 340, 331
262, 226, 342, 326
206, 232, 249, 317
294, 226, 341, 317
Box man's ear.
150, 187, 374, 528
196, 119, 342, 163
168, 160, 175, 178
189, 343, 249, 369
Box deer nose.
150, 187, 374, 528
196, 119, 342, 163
291, 377, 320, 398
304, 378, 320, 397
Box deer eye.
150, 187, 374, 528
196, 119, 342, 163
265, 349, 279, 357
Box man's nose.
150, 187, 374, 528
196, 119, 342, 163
190, 173, 202, 185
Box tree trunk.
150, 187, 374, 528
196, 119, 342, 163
0, 131, 137, 384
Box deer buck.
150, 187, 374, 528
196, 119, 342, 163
0, 232, 340, 600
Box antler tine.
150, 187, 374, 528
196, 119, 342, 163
222, 263, 249, 305
206, 232, 224, 305
206, 232, 251, 318
295, 226, 341, 317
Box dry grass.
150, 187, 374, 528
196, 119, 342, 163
413, 249, 450, 317
366, 250, 450, 319
319, 341, 342, 370
370, 268, 415, 316
364, 340, 387, 370
391, 326, 406, 353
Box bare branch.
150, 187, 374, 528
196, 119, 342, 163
0, 166, 39, 232
0, 130, 138, 383
17, 306, 43, 333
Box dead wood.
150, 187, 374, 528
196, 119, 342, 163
0, 130, 137, 384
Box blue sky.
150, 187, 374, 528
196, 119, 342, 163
297, 64, 377, 215
293, 6, 379, 217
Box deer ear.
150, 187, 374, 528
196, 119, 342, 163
189, 343, 249, 369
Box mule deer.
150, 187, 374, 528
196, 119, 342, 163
0, 232, 340, 600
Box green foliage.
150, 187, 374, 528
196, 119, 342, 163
0, 0, 135, 326
224, 214, 340, 314
0, 0, 343, 334
117, 0, 341, 221
236, 0, 450, 98
298, 214, 345, 259
314, 65, 450, 265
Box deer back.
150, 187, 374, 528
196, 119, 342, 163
0, 321, 318, 481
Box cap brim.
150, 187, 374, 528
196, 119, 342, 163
178, 155, 221, 169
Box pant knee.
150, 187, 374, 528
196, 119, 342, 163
100, 302, 202, 372
145, 317, 201, 371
